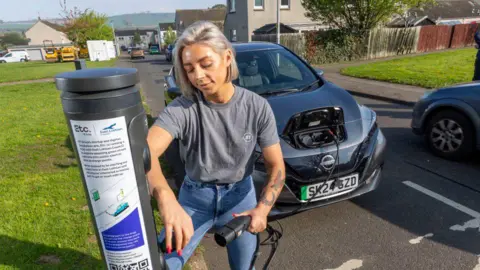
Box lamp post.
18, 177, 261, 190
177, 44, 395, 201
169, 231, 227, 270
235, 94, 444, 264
110, 21, 118, 56
277, 0, 280, 44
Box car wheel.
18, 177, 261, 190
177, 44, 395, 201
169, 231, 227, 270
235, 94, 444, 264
20, 59, 25, 62
0, 60, 5, 63
425, 110, 475, 160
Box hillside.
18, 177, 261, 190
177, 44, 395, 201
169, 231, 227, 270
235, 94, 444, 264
109, 12, 175, 28
0, 12, 175, 33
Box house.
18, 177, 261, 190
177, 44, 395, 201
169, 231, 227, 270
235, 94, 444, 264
389, 0, 480, 27
25, 20, 71, 45
114, 28, 159, 49
224, 0, 324, 42
158, 22, 176, 46
175, 8, 227, 36
5, 20, 72, 61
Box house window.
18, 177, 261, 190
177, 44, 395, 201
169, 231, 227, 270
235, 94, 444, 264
281, 0, 290, 9
254, 0, 264, 10
229, 0, 236, 12
230, 29, 237, 42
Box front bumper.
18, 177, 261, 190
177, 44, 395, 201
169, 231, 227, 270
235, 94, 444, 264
253, 128, 387, 220
411, 99, 429, 135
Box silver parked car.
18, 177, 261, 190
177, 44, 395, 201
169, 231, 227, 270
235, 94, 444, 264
412, 82, 480, 160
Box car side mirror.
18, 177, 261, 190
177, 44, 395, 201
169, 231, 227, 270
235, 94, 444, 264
315, 68, 324, 77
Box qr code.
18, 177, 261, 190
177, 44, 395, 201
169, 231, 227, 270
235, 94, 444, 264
110, 259, 149, 270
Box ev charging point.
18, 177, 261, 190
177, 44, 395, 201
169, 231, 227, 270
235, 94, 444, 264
55, 68, 167, 270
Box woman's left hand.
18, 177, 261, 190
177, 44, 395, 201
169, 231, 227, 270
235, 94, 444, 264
233, 207, 268, 234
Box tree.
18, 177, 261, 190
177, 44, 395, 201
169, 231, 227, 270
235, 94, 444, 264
0, 32, 29, 49
133, 30, 141, 45
59, 0, 114, 46
301, 0, 436, 33
211, 4, 227, 9
164, 26, 176, 46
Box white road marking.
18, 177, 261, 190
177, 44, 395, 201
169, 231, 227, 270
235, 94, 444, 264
402, 181, 480, 218
450, 218, 480, 232
324, 259, 363, 270
473, 256, 480, 270
409, 233, 433, 244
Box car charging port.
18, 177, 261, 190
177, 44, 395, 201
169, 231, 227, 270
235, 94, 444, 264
282, 107, 346, 149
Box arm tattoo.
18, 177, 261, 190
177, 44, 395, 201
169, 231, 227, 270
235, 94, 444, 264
260, 190, 276, 206
259, 169, 283, 207
270, 169, 285, 191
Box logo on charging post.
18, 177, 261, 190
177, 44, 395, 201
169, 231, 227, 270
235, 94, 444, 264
100, 123, 123, 135
74, 125, 92, 136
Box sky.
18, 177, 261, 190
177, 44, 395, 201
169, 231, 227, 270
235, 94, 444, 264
0, 0, 223, 22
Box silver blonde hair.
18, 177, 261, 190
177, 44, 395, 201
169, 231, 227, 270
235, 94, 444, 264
173, 21, 239, 98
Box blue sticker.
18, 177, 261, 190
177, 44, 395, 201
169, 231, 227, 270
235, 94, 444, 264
102, 208, 145, 251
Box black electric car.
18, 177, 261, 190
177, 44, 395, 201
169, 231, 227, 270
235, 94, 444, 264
163, 42, 386, 219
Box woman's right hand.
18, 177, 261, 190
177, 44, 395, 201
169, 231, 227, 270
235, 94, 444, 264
157, 190, 194, 256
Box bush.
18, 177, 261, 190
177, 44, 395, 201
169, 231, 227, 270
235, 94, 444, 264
305, 30, 368, 65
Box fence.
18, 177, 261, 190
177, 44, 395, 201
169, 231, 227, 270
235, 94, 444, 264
367, 27, 419, 59
252, 23, 479, 65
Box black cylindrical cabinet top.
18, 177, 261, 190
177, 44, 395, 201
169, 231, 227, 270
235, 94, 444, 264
55, 68, 139, 93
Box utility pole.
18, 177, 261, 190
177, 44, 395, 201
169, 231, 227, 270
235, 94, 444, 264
277, 0, 280, 44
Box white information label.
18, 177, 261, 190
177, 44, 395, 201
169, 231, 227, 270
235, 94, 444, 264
70, 117, 152, 270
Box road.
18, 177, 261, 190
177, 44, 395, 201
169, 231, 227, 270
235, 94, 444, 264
125, 53, 480, 270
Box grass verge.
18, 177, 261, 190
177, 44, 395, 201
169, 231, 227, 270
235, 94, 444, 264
0, 59, 116, 83
341, 48, 477, 89
0, 82, 183, 269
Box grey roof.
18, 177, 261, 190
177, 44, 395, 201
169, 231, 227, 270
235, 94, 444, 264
175, 8, 227, 29
253, 23, 298, 34
40, 20, 64, 31
23, 20, 65, 33
409, 0, 480, 21
159, 22, 175, 31
9, 43, 73, 49
388, 16, 436, 27
115, 28, 158, 36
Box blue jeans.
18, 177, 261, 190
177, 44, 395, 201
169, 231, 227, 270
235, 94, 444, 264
157, 175, 258, 270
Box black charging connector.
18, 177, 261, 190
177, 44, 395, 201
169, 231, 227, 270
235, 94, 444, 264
214, 216, 252, 247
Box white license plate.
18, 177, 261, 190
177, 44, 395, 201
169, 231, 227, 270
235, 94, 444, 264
300, 173, 359, 202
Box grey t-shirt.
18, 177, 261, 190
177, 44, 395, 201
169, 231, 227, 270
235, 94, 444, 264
154, 85, 279, 184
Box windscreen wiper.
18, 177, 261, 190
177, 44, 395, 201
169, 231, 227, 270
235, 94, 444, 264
259, 89, 299, 96
298, 79, 321, 93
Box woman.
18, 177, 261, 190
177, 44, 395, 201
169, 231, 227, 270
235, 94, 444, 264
146, 21, 285, 270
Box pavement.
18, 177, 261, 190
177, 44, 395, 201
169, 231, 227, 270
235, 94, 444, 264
0, 78, 54, 86
320, 62, 427, 106
124, 53, 480, 270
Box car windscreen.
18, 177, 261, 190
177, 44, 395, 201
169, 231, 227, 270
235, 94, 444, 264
233, 49, 319, 95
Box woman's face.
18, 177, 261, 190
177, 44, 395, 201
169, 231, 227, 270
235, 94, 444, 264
181, 43, 232, 97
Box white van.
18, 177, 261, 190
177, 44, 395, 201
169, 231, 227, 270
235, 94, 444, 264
0, 51, 30, 63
